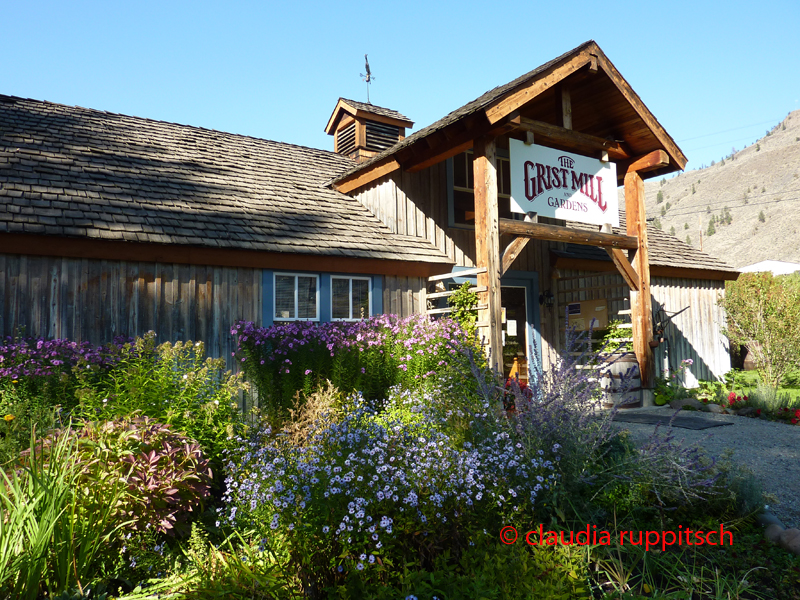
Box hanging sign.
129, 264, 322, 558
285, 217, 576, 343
509, 139, 619, 227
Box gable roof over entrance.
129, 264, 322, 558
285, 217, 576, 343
332, 40, 686, 193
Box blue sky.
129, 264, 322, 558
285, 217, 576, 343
6, 0, 799, 172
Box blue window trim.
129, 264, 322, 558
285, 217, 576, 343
262, 270, 382, 327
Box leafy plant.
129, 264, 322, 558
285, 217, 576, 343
447, 281, 479, 340
32, 418, 214, 537
719, 272, 800, 388
0, 426, 127, 599
600, 320, 631, 354
0, 336, 128, 463
75, 333, 247, 468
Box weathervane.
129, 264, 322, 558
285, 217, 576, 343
360, 54, 374, 104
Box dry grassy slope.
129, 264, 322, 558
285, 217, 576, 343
618, 110, 800, 269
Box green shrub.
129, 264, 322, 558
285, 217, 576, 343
748, 383, 800, 414
75, 333, 247, 467
447, 281, 479, 340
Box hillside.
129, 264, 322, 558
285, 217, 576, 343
622, 110, 800, 269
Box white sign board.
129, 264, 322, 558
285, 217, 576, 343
509, 139, 619, 227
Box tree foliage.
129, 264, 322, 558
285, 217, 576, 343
719, 272, 800, 388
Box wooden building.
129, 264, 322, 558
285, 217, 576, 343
0, 41, 737, 394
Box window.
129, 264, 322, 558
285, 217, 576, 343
450, 150, 514, 227
274, 273, 319, 321
332, 276, 371, 320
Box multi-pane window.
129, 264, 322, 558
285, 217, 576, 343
274, 273, 319, 321
332, 277, 371, 320
451, 151, 514, 226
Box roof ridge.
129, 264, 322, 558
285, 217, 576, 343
0, 93, 352, 160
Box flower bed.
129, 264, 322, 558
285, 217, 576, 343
1, 323, 798, 598
231, 314, 472, 423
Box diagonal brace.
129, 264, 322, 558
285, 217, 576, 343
606, 248, 640, 291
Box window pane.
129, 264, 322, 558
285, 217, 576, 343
453, 153, 467, 188
332, 278, 350, 319
297, 276, 317, 319
467, 153, 474, 188
352, 279, 370, 319
275, 275, 295, 319
453, 190, 475, 225
500, 158, 511, 195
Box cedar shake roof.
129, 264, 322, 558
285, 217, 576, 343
0, 95, 451, 265
337, 99, 411, 124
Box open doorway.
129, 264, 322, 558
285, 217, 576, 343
502, 286, 528, 383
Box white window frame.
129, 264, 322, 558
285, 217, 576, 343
331, 276, 372, 321
273, 272, 320, 322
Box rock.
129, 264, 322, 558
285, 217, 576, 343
705, 404, 725, 414
786, 534, 800, 555
670, 398, 706, 411
758, 511, 785, 528
736, 407, 756, 417
765, 523, 784, 543
779, 529, 800, 553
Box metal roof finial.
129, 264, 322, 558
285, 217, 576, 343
360, 54, 374, 104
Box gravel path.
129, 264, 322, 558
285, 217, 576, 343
608, 406, 800, 529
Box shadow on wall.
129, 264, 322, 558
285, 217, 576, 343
651, 297, 728, 387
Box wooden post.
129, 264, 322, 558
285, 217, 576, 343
473, 136, 503, 375
624, 170, 655, 395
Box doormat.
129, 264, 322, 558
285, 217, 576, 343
611, 413, 734, 430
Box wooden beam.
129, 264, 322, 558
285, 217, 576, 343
352, 109, 413, 129
605, 248, 640, 291
501, 236, 530, 275
426, 285, 487, 300
405, 140, 473, 174
625, 170, 655, 390
333, 158, 400, 194
404, 116, 521, 174
552, 256, 739, 281
0, 234, 453, 278
515, 118, 630, 161
485, 49, 594, 125
473, 136, 503, 375
594, 51, 687, 170
588, 53, 598, 74
618, 150, 669, 177
498, 219, 638, 250
560, 86, 572, 130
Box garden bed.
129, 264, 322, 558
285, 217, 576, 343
2, 322, 800, 599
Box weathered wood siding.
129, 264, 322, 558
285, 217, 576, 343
557, 269, 730, 384
383, 275, 426, 318
0, 254, 261, 368
650, 277, 729, 385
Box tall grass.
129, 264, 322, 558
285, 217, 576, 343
0, 426, 128, 598
748, 383, 800, 412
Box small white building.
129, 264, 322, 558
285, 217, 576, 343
739, 260, 800, 275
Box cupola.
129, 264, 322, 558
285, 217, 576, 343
325, 98, 413, 163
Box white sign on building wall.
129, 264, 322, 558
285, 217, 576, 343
509, 139, 619, 227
